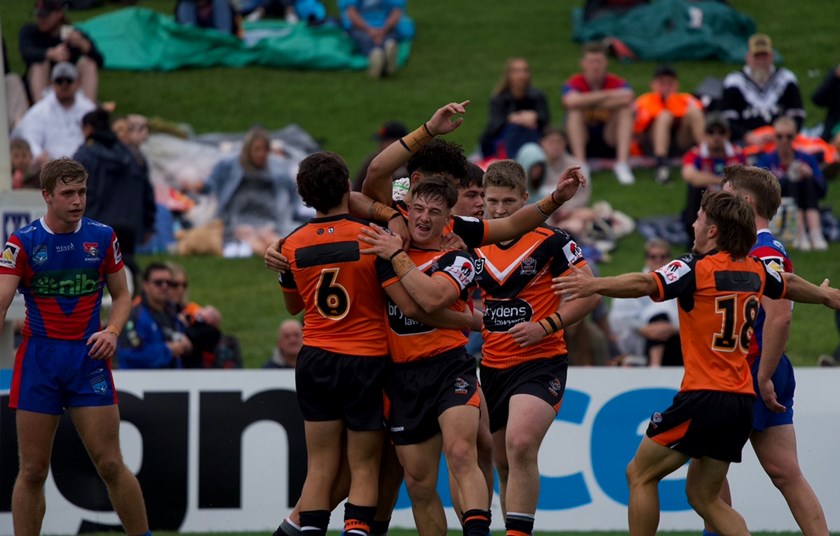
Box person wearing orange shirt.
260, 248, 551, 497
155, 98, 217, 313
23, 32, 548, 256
634, 65, 705, 184
473, 160, 600, 536
277, 152, 471, 536
553, 191, 840, 536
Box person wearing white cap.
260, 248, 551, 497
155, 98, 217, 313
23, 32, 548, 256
11, 61, 96, 168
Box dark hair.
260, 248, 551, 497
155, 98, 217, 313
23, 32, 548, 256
40, 157, 87, 193
410, 176, 457, 209
582, 41, 607, 56
81, 108, 111, 133
458, 163, 484, 190
10, 138, 31, 154
296, 152, 350, 213
142, 261, 172, 282
721, 165, 781, 221
483, 159, 527, 197
701, 191, 756, 258
406, 139, 468, 181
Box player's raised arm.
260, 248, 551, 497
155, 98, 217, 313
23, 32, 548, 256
362, 100, 470, 205
781, 273, 840, 309
482, 166, 585, 245
553, 263, 658, 301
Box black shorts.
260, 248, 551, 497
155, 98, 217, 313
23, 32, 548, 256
295, 345, 387, 431
646, 390, 754, 463
480, 355, 568, 433
386, 347, 480, 445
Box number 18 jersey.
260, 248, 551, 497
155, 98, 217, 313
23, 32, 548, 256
650, 250, 786, 395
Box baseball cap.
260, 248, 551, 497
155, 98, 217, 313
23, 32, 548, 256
34, 0, 66, 16
51, 62, 78, 82
705, 112, 730, 132
372, 121, 408, 142
748, 33, 773, 55
653, 64, 677, 79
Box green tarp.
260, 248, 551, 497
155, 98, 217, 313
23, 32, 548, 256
573, 0, 756, 63
77, 7, 412, 71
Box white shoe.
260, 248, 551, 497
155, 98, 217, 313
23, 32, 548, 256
613, 162, 635, 185
793, 233, 811, 251
367, 48, 385, 78
810, 230, 828, 251
655, 165, 671, 185
384, 39, 398, 75
245, 7, 264, 22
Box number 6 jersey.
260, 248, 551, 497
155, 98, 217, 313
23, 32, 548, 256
279, 215, 388, 357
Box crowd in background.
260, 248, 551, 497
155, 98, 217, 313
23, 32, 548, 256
3, 1, 840, 368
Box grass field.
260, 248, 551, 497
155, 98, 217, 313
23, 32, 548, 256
1, 0, 839, 367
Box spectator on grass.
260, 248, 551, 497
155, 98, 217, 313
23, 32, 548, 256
339, 0, 414, 78
19, 0, 104, 102
175, 0, 240, 35
721, 33, 805, 146
680, 113, 745, 243
205, 126, 302, 257
562, 41, 635, 185
608, 238, 682, 367
168, 262, 225, 368
812, 63, 840, 150
118, 263, 192, 369
352, 121, 408, 191
74, 108, 156, 279
263, 319, 303, 368
13, 62, 95, 167
633, 64, 705, 184
479, 57, 550, 160
10, 138, 40, 190
516, 127, 593, 237
4, 37, 31, 130
757, 116, 827, 251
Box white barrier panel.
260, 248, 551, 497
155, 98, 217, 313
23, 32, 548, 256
1, 368, 838, 534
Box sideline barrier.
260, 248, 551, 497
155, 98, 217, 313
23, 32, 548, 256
1, 368, 838, 534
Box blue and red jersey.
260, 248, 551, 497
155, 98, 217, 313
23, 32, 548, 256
0, 217, 123, 341
748, 229, 793, 364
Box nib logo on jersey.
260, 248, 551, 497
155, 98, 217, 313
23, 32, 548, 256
31, 269, 101, 297
483, 298, 532, 332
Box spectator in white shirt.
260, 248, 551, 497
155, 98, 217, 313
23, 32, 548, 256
12, 61, 95, 168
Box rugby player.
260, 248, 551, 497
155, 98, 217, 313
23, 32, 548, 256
2, 157, 150, 536
553, 190, 840, 536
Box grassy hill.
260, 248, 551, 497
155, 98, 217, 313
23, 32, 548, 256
2, 0, 839, 367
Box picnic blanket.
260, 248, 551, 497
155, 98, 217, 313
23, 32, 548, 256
77, 7, 412, 71
572, 0, 756, 63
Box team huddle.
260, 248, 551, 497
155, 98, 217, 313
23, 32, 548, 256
265, 101, 840, 536
3, 101, 840, 536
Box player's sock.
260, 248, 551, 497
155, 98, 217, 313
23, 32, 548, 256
274, 517, 302, 536
299, 510, 330, 536
344, 503, 377, 536
462, 509, 491, 536
370, 518, 391, 536
702, 530, 720, 536
505, 512, 535, 536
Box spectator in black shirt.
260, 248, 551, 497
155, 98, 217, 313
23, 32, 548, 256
19, 0, 104, 102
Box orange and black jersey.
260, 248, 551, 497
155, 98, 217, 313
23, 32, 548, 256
474, 226, 587, 368
279, 215, 388, 357
393, 199, 489, 248
376, 248, 476, 363
650, 250, 786, 395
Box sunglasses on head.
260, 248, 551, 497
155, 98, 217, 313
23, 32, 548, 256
171, 281, 188, 289
53, 77, 74, 85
